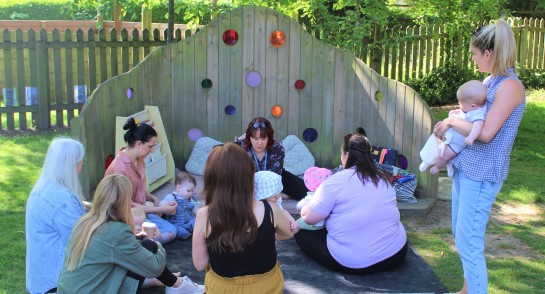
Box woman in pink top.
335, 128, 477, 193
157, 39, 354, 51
295, 131, 407, 274
105, 117, 177, 244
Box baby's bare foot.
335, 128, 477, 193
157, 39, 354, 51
430, 167, 440, 174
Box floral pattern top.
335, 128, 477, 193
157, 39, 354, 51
234, 137, 285, 175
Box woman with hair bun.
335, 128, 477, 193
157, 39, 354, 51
434, 19, 525, 294
105, 117, 178, 244
294, 132, 407, 274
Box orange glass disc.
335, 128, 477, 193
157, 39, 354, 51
271, 105, 283, 117
269, 30, 286, 48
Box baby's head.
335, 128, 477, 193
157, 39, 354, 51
304, 166, 332, 192
175, 172, 196, 200
131, 207, 146, 233
457, 80, 487, 112
254, 171, 283, 203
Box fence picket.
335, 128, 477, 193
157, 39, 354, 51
16, 29, 27, 130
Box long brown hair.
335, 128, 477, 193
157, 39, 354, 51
243, 117, 275, 150
65, 174, 134, 270
342, 133, 390, 187
203, 143, 257, 253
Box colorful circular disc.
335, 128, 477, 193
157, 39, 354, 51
271, 105, 282, 117
187, 128, 204, 142
201, 79, 213, 89
222, 29, 239, 46
126, 88, 133, 99
294, 80, 305, 90
245, 71, 262, 88
302, 128, 318, 143
269, 30, 286, 48
225, 105, 236, 115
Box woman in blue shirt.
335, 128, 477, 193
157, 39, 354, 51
434, 19, 525, 294
26, 138, 86, 294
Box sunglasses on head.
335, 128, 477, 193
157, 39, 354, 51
252, 122, 267, 129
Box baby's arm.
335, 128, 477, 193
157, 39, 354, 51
281, 209, 298, 233
465, 120, 484, 145
448, 109, 462, 117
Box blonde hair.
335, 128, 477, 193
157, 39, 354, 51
471, 19, 516, 76
65, 174, 134, 270
457, 80, 487, 106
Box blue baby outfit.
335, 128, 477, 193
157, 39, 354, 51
163, 192, 196, 240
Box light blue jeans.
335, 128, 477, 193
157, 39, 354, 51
452, 169, 503, 294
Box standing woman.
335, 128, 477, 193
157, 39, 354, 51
192, 143, 293, 293
26, 137, 86, 294
105, 117, 177, 243
434, 19, 525, 294
235, 117, 308, 200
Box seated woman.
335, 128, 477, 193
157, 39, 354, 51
235, 117, 308, 200
192, 143, 293, 293
105, 117, 177, 243
58, 174, 204, 294
295, 132, 408, 274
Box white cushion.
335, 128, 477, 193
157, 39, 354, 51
282, 135, 315, 176
185, 137, 222, 175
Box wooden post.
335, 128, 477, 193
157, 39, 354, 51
370, 23, 383, 74
114, 0, 122, 33
142, 4, 152, 32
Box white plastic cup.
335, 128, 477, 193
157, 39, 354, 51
142, 222, 157, 240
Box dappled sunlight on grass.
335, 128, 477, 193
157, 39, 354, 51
488, 258, 545, 294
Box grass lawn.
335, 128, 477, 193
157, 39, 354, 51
0, 90, 543, 293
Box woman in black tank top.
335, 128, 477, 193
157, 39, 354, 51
192, 143, 293, 293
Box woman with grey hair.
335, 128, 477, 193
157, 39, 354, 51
26, 137, 86, 294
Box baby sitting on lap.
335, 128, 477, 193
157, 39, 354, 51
296, 166, 332, 230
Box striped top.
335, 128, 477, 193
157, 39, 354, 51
452, 68, 526, 182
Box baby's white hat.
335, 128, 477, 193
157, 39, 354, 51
254, 171, 283, 200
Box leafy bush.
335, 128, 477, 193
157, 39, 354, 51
405, 63, 485, 106
517, 69, 545, 90
0, 0, 73, 20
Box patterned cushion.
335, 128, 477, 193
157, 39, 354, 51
282, 135, 315, 176
185, 137, 222, 175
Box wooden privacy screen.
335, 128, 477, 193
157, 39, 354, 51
71, 6, 437, 200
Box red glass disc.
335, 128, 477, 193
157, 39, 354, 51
294, 79, 305, 90
269, 30, 286, 48
222, 29, 239, 46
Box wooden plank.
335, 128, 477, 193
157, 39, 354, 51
181, 31, 196, 157
37, 29, 50, 129
310, 36, 324, 164
431, 25, 438, 71
132, 29, 141, 67
87, 29, 97, 91
121, 29, 129, 73
169, 40, 183, 165
75, 29, 85, 120
110, 29, 119, 77
321, 44, 335, 168
286, 15, 301, 136
385, 79, 397, 148
274, 11, 290, 140
241, 6, 256, 129
217, 10, 232, 142
15, 29, 27, 129
229, 8, 243, 140
356, 59, 372, 139
264, 9, 280, 134
52, 29, 64, 127
341, 51, 353, 138
98, 29, 108, 84
298, 26, 313, 155
417, 26, 425, 79
394, 82, 406, 152
383, 27, 390, 79
64, 29, 75, 125
425, 25, 431, 76
253, 7, 267, 117
390, 27, 398, 81
205, 15, 219, 139
410, 26, 417, 80
519, 18, 528, 69
28, 29, 38, 127
2, 29, 14, 130
192, 26, 208, 164
402, 87, 415, 173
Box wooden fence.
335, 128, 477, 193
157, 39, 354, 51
1, 16, 544, 131
0, 25, 195, 131
360, 17, 545, 82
